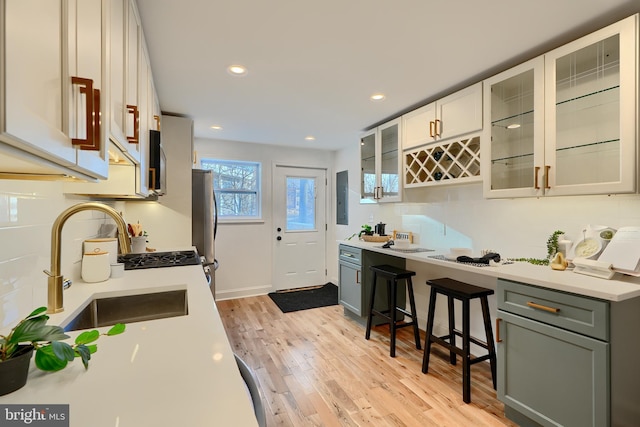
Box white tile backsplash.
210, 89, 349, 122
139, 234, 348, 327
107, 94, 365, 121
0, 180, 124, 328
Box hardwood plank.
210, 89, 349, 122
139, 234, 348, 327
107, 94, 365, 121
217, 296, 518, 426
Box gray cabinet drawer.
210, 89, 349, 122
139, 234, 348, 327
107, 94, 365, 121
497, 279, 609, 341
339, 245, 362, 265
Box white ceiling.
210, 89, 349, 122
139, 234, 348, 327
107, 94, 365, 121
136, 0, 638, 151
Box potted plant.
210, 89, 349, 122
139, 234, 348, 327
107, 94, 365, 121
346, 224, 373, 240
0, 306, 125, 396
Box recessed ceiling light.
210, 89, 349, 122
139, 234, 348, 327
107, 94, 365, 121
227, 65, 247, 76
370, 93, 386, 101
210, 125, 223, 130
304, 136, 315, 141
507, 123, 521, 129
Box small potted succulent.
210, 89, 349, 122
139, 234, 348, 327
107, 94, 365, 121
0, 307, 125, 396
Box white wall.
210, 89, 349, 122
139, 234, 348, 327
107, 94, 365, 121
194, 137, 332, 300
125, 115, 194, 251
0, 181, 125, 329
333, 138, 640, 344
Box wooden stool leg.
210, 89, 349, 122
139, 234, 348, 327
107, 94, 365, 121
406, 278, 421, 350
422, 288, 438, 373
481, 296, 497, 390
447, 295, 456, 365
462, 298, 471, 404
365, 272, 378, 340
389, 279, 397, 357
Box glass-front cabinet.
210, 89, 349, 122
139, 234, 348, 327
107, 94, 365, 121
483, 14, 637, 198
360, 118, 401, 203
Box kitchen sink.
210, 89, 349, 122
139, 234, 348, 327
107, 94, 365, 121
63, 289, 188, 332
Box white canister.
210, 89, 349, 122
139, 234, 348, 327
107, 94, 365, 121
82, 250, 111, 283
84, 238, 118, 265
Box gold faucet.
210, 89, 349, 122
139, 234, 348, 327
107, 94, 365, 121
45, 202, 131, 313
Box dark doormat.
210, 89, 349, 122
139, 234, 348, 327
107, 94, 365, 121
268, 283, 338, 313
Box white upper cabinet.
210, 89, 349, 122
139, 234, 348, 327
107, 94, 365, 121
483, 57, 545, 198
361, 118, 402, 203
0, 0, 107, 179
484, 14, 638, 198
544, 15, 637, 196
402, 83, 483, 150
68, 0, 109, 179
107, 0, 142, 164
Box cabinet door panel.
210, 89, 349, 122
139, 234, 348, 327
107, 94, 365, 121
437, 82, 483, 141
72, 0, 108, 178
498, 310, 609, 427
339, 262, 362, 315
108, 0, 127, 149
544, 15, 636, 196
3, 0, 74, 165
483, 57, 545, 198
402, 103, 436, 150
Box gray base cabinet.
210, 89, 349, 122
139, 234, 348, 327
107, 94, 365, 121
497, 279, 640, 427
338, 244, 405, 324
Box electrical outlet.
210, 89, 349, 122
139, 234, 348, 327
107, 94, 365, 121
368, 213, 374, 223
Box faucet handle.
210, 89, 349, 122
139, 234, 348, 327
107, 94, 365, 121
43, 269, 52, 277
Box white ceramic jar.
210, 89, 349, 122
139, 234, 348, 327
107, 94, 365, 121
82, 249, 111, 283
84, 238, 118, 265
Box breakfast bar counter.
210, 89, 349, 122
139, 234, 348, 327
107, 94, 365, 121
339, 240, 640, 302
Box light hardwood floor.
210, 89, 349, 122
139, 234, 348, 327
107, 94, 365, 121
217, 296, 518, 427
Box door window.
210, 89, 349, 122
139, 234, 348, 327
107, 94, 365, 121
286, 176, 316, 231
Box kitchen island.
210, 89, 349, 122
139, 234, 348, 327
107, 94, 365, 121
0, 252, 258, 427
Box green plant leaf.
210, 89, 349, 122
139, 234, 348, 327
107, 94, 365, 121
35, 346, 68, 371
25, 307, 48, 319
37, 325, 70, 342
107, 323, 126, 336
75, 330, 100, 345
9, 317, 48, 343
51, 341, 75, 361
85, 344, 98, 354
74, 344, 92, 369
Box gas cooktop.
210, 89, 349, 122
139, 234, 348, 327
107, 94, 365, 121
118, 250, 201, 270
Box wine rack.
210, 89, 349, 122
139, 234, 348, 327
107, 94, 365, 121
404, 136, 481, 187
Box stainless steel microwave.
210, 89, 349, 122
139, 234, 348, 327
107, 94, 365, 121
149, 130, 166, 195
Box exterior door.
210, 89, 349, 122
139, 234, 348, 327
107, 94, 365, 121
273, 166, 327, 291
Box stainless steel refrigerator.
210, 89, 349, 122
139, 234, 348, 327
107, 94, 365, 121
192, 169, 218, 298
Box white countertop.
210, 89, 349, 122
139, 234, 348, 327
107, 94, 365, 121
340, 240, 640, 302
0, 254, 258, 427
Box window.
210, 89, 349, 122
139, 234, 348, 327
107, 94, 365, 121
200, 159, 261, 219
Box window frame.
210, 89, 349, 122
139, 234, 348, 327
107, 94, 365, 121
199, 158, 262, 221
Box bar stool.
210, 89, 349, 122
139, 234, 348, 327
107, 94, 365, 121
365, 264, 421, 357
421, 277, 497, 403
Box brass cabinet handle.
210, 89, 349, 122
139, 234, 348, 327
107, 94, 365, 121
496, 318, 502, 343
153, 115, 161, 131
343, 253, 354, 258
71, 77, 100, 151
71, 77, 95, 148
527, 301, 560, 313
434, 119, 441, 137
84, 87, 101, 151
534, 166, 540, 189
149, 167, 157, 190
126, 104, 139, 143
544, 165, 551, 189
429, 121, 435, 138
356, 270, 361, 284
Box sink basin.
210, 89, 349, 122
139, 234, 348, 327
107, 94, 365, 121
63, 289, 188, 332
